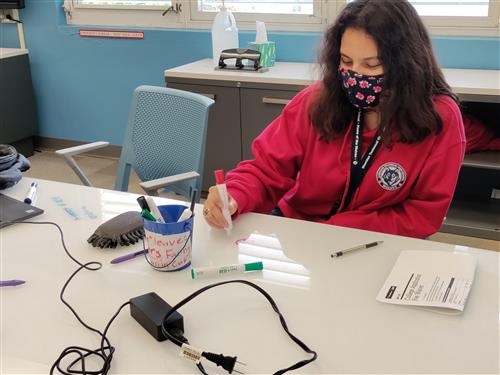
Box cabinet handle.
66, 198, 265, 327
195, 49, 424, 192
262, 97, 290, 106
199, 93, 216, 101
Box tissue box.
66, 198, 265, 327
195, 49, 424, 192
248, 41, 276, 68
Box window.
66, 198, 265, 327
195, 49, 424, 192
196, 0, 314, 15
65, 0, 499, 35
190, 0, 322, 26
66, 0, 327, 30
410, 0, 499, 28
410, 0, 489, 17
65, 0, 185, 28
77, 0, 171, 7
345, 0, 499, 28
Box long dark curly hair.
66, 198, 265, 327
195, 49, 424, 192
310, 0, 458, 144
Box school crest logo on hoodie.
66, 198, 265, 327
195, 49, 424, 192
376, 163, 406, 191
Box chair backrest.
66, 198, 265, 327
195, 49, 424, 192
114, 85, 214, 199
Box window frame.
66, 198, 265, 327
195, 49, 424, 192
65, 0, 500, 36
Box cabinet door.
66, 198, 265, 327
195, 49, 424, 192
240, 88, 299, 160
0, 54, 38, 156
167, 82, 241, 191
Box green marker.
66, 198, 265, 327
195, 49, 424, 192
191, 261, 264, 280
141, 209, 157, 222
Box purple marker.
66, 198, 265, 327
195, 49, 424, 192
110, 249, 147, 264
0, 280, 26, 287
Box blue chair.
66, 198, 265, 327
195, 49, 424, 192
56, 85, 214, 201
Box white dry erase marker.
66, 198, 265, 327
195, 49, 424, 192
214, 169, 232, 231
177, 189, 196, 222
24, 181, 38, 205
144, 196, 165, 224
191, 261, 263, 279
177, 208, 192, 222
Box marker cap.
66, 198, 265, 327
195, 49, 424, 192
137, 196, 150, 211
244, 261, 263, 272
214, 169, 225, 185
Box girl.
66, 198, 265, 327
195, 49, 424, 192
203, 0, 465, 239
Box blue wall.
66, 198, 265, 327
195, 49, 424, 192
0, 0, 499, 145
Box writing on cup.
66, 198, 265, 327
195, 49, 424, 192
144, 231, 191, 270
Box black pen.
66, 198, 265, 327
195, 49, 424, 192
189, 188, 197, 213
177, 189, 198, 222
331, 241, 383, 258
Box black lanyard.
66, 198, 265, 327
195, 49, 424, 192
332, 110, 382, 215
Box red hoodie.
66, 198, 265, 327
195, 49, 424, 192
226, 83, 465, 239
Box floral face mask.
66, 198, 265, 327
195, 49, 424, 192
339, 68, 384, 109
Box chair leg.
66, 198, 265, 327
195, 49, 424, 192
115, 161, 132, 192
63, 155, 93, 187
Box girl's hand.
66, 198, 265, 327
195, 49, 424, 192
202, 186, 238, 229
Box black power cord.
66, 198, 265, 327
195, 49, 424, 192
161, 280, 318, 375
5, 221, 129, 375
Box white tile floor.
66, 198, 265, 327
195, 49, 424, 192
24, 149, 499, 251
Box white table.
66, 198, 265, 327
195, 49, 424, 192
1, 178, 498, 374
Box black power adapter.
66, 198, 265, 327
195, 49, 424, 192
129, 292, 245, 374
130, 292, 184, 341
